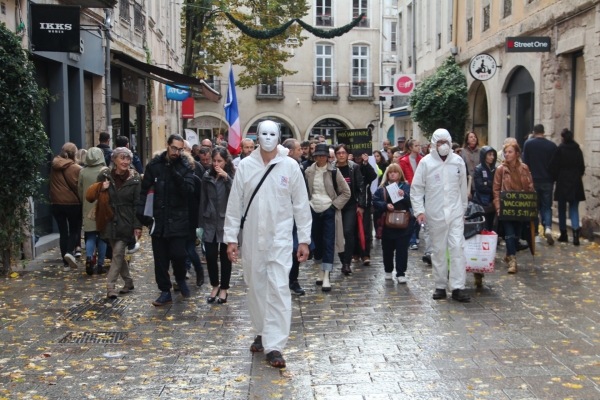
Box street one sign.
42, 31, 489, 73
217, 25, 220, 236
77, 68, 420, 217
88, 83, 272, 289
506, 37, 551, 53
393, 74, 415, 95
469, 53, 497, 81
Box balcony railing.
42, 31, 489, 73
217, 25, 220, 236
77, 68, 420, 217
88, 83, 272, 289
256, 82, 284, 99
349, 82, 375, 100
120, 0, 131, 22
312, 81, 339, 100
316, 15, 334, 27
133, 2, 144, 31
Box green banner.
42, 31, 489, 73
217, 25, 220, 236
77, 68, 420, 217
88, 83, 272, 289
498, 191, 538, 221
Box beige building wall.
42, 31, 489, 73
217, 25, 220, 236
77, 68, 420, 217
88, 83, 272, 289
189, 0, 394, 149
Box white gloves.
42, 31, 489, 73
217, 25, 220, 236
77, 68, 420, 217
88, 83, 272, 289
196, 227, 204, 241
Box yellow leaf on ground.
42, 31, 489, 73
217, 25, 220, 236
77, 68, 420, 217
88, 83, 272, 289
10, 272, 18, 278
562, 383, 582, 389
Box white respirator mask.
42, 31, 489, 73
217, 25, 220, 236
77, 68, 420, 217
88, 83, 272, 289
257, 120, 280, 152
437, 143, 451, 156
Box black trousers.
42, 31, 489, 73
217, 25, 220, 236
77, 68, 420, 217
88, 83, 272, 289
51, 204, 82, 263
353, 205, 372, 258
289, 252, 300, 283
151, 236, 187, 292
338, 206, 357, 264
382, 234, 411, 276
205, 241, 232, 290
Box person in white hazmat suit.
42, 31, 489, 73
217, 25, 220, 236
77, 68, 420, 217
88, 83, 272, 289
224, 120, 312, 368
410, 129, 471, 302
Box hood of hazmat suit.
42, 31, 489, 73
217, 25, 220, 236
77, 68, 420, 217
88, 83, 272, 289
223, 144, 312, 354
410, 129, 468, 224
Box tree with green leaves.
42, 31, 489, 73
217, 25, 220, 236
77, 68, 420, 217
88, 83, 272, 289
408, 56, 469, 144
0, 23, 50, 274
183, 0, 309, 88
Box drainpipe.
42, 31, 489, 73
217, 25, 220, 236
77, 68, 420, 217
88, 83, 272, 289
379, 0, 384, 145
105, 9, 112, 143
412, 0, 416, 75
452, 0, 458, 48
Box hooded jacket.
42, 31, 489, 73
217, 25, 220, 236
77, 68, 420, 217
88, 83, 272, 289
137, 151, 195, 238
98, 168, 142, 243
472, 146, 497, 206
78, 148, 108, 231
410, 129, 468, 224
548, 141, 586, 203
50, 156, 82, 205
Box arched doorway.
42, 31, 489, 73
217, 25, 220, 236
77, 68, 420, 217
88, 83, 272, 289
387, 125, 395, 143
471, 81, 489, 146
506, 67, 535, 148
247, 116, 294, 142
310, 118, 348, 144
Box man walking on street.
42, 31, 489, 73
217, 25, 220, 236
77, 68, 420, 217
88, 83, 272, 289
411, 129, 470, 302
137, 134, 195, 306
97, 131, 113, 167
522, 124, 557, 245
233, 138, 255, 169
115, 135, 143, 174
224, 120, 311, 368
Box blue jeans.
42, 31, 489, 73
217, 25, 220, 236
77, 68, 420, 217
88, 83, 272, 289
558, 201, 580, 230
409, 220, 420, 245
503, 221, 524, 256
185, 239, 204, 278
311, 207, 336, 271
534, 182, 554, 229
84, 231, 107, 266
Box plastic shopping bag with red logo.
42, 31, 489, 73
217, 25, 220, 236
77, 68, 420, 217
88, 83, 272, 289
465, 230, 498, 273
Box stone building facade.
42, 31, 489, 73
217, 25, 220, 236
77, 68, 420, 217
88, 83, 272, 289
187, 0, 399, 149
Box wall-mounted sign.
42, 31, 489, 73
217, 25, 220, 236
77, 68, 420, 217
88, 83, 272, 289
121, 70, 140, 105
506, 37, 551, 53
469, 53, 497, 81
379, 86, 394, 101
393, 74, 415, 96
182, 97, 194, 119
166, 85, 190, 101
30, 4, 80, 53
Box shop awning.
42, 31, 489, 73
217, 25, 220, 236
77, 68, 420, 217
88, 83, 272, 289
111, 50, 220, 102
389, 105, 411, 118
62, 0, 118, 7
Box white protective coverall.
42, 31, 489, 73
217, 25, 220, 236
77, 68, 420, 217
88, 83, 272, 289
224, 145, 312, 353
410, 129, 468, 291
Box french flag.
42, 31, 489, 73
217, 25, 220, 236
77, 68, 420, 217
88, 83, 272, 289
224, 64, 241, 155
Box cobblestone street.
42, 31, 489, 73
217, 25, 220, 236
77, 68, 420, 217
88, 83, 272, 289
2, 235, 600, 399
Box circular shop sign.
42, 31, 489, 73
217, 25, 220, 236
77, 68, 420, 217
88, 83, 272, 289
469, 53, 497, 81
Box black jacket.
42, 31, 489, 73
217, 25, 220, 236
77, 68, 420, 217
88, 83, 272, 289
358, 160, 378, 206
97, 144, 113, 167
333, 160, 367, 209
137, 152, 195, 238
548, 141, 586, 202
198, 171, 233, 244
473, 146, 497, 206
372, 182, 414, 239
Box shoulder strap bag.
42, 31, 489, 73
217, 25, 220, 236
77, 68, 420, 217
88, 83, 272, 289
383, 183, 410, 230
240, 163, 277, 230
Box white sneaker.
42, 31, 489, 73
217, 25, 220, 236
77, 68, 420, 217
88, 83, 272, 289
385, 272, 393, 280
64, 253, 77, 270
409, 244, 418, 250
63, 265, 71, 272
535, 236, 542, 243
127, 242, 141, 254
545, 228, 554, 245
397, 276, 407, 284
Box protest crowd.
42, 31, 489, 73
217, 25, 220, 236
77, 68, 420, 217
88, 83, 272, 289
48, 121, 585, 368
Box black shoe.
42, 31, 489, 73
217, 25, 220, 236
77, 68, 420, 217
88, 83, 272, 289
207, 288, 220, 303
196, 276, 204, 287
573, 228, 581, 246
422, 253, 432, 266
85, 256, 94, 276
515, 241, 529, 252
341, 264, 352, 275
266, 350, 286, 368
96, 264, 106, 274
451, 289, 471, 303
432, 289, 447, 300
557, 230, 568, 243
217, 292, 228, 304
250, 335, 264, 352
289, 281, 305, 296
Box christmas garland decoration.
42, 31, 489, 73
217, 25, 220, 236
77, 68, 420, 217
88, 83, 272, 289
224, 13, 296, 39
295, 13, 366, 39
223, 12, 367, 40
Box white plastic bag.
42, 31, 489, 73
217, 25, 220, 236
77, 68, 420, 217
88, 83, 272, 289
465, 232, 498, 273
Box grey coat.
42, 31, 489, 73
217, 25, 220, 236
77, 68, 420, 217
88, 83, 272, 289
198, 171, 233, 243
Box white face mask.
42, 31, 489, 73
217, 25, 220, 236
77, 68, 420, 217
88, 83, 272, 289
257, 121, 279, 152
437, 143, 450, 156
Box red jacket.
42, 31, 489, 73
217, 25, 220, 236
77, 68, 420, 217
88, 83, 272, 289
399, 153, 422, 184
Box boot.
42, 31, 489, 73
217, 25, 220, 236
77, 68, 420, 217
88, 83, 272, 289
107, 286, 118, 299
507, 256, 518, 274
119, 279, 134, 294
321, 271, 331, 292
316, 269, 324, 286
341, 264, 352, 275
573, 228, 581, 246
85, 256, 94, 276
474, 273, 484, 288
557, 230, 568, 243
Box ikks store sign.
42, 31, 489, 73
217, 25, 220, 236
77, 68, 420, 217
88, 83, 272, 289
31, 4, 80, 53
506, 37, 551, 53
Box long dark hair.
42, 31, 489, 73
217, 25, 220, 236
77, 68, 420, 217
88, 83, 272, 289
209, 146, 235, 178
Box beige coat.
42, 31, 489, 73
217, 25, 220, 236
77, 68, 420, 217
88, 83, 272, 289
305, 162, 351, 253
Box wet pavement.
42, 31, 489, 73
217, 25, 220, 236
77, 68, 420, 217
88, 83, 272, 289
1, 233, 600, 399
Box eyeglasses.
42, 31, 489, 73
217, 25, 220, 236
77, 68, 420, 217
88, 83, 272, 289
169, 146, 184, 153
335, 151, 348, 156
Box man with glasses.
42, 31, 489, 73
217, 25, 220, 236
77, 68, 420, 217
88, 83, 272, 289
137, 134, 195, 306
411, 129, 470, 303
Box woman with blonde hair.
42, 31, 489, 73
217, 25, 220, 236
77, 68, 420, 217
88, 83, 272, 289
493, 142, 534, 274
372, 164, 414, 283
